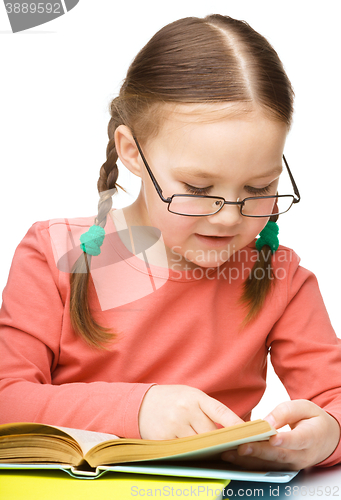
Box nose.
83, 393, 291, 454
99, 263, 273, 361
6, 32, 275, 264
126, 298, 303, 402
208, 202, 243, 227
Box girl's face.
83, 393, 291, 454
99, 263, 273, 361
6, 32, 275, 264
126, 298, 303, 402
122, 105, 288, 270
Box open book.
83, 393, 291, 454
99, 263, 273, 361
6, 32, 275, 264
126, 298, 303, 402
0, 420, 299, 482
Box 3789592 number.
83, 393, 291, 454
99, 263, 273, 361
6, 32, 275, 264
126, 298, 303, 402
5, 3, 62, 14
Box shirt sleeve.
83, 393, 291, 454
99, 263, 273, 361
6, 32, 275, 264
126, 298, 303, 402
267, 255, 341, 467
0, 221, 154, 438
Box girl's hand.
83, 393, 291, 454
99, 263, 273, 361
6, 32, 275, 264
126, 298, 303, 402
221, 400, 341, 470
138, 384, 244, 440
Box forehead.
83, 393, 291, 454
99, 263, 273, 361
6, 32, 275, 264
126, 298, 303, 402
146, 103, 288, 170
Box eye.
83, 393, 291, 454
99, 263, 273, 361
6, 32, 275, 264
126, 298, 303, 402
244, 184, 273, 196
184, 183, 213, 196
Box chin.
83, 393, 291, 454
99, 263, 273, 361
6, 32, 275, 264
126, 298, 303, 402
191, 257, 229, 269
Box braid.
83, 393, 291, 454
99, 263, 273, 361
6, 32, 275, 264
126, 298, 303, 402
241, 246, 274, 324
96, 134, 118, 227
98, 118, 119, 192
241, 213, 279, 324
69, 114, 124, 348
96, 114, 128, 227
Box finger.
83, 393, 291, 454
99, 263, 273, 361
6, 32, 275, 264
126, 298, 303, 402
237, 440, 287, 462
190, 411, 220, 435
223, 439, 303, 466
268, 421, 315, 451
239, 442, 303, 467
175, 425, 198, 439
221, 448, 300, 471
264, 400, 320, 430
198, 394, 244, 428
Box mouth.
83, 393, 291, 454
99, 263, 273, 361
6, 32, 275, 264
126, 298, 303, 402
194, 233, 235, 248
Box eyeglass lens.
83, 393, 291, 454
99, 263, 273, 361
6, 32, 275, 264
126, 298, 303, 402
168, 195, 294, 217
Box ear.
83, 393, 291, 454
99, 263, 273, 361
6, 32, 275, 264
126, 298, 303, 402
114, 125, 143, 178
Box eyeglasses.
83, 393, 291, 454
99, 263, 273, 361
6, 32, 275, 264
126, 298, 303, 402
133, 137, 301, 218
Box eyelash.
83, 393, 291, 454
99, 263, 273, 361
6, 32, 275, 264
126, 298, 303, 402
184, 183, 273, 196
244, 184, 273, 196
184, 184, 212, 196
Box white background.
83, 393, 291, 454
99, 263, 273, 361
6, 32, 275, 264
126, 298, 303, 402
0, 1, 340, 420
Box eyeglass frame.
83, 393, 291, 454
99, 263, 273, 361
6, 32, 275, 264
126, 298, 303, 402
133, 136, 301, 218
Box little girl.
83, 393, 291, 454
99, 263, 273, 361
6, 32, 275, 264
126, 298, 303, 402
0, 14, 340, 471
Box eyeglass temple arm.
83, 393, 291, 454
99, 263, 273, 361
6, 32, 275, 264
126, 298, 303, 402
133, 136, 171, 203
283, 155, 301, 203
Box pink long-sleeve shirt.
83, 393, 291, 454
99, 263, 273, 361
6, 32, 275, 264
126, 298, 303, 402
0, 213, 341, 466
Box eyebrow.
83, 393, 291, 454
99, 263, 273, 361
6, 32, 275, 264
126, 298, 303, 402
173, 167, 217, 179
173, 165, 283, 180
250, 166, 283, 179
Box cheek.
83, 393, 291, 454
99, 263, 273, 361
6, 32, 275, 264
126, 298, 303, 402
147, 202, 197, 239
162, 214, 197, 239
245, 218, 269, 238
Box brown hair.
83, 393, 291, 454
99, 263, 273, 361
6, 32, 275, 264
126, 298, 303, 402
70, 14, 294, 347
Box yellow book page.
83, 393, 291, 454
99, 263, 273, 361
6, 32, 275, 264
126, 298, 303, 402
0, 470, 229, 500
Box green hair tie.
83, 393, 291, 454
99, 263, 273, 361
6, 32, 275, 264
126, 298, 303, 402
255, 220, 279, 254
80, 225, 105, 256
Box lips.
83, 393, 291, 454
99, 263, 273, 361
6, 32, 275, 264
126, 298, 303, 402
194, 233, 235, 248
200, 234, 233, 238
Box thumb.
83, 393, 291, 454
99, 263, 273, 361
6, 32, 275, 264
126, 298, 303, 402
199, 394, 244, 428
264, 399, 319, 430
